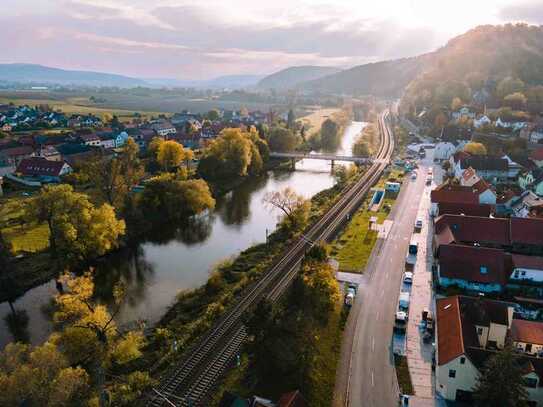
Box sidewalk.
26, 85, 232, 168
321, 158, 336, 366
405, 169, 435, 401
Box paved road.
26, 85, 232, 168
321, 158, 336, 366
347, 157, 430, 407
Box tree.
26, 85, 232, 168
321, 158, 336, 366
320, 118, 339, 150
267, 126, 300, 152
140, 174, 215, 222
263, 187, 310, 232
473, 347, 529, 407
451, 97, 463, 111
497, 77, 525, 100
206, 109, 220, 121
27, 185, 125, 263
198, 127, 267, 180
287, 108, 296, 129
503, 92, 527, 110
526, 86, 543, 114
352, 139, 370, 158
463, 142, 487, 155
157, 140, 189, 172
0, 342, 91, 406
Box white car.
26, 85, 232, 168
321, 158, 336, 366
403, 272, 413, 284
415, 219, 423, 230
411, 172, 417, 180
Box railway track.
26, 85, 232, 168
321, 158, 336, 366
147, 111, 395, 407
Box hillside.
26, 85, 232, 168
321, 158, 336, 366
146, 75, 263, 89
257, 66, 341, 90
299, 55, 433, 97
402, 24, 543, 116
0, 64, 147, 87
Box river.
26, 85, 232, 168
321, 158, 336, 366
0, 121, 366, 348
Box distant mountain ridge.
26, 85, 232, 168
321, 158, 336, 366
257, 66, 342, 90
145, 74, 264, 89
0, 64, 147, 87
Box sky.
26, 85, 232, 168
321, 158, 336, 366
1, 0, 542, 80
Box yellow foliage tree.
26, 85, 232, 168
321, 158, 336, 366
464, 142, 487, 155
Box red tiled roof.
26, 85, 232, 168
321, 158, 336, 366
0, 145, 34, 157
512, 319, 543, 346
471, 178, 492, 195
438, 202, 494, 217
436, 296, 464, 365
510, 217, 543, 246
530, 148, 543, 162
461, 167, 478, 182
435, 214, 510, 247
431, 182, 479, 205
16, 157, 66, 177
438, 244, 511, 285
512, 254, 543, 271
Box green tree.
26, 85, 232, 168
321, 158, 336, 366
206, 109, 220, 121
287, 108, 296, 130
352, 139, 370, 158
526, 86, 543, 114
27, 185, 125, 263
267, 126, 300, 152
473, 347, 529, 407
320, 118, 339, 150
140, 174, 215, 222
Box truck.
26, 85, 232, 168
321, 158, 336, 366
344, 284, 357, 307
405, 238, 418, 269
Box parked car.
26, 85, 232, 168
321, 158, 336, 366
399, 394, 410, 406
403, 272, 413, 284
344, 284, 357, 307
405, 238, 418, 269
414, 219, 423, 230
398, 292, 410, 312
395, 311, 408, 332
425, 176, 432, 185
411, 172, 417, 180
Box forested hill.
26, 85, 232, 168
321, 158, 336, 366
401, 24, 543, 115
299, 55, 433, 97
257, 66, 342, 90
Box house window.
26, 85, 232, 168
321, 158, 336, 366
480, 266, 488, 274
526, 344, 532, 353
477, 327, 483, 335
514, 270, 519, 278
449, 369, 456, 378
521, 271, 526, 276
460, 357, 466, 364
523, 377, 538, 388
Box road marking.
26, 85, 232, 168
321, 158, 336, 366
372, 336, 375, 352
376, 311, 380, 321
371, 371, 374, 387
381, 289, 385, 297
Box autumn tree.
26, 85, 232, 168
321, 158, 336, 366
451, 97, 463, 111
463, 142, 487, 155
83, 137, 144, 208
157, 140, 192, 172
267, 126, 300, 152
496, 77, 525, 100
27, 184, 125, 264
263, 187, 310, 232
503, 92, 527, 110
139, 173, 215, 222
473, 347, 529, 407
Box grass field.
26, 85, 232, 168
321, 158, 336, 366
0, 196, 49, 254
394, 354, 414, 395
330, 169, 404, 273
298, 107, 341, 133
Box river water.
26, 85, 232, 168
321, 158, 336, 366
0, 121, 366, 348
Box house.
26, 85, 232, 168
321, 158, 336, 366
512, 191, 543, 218
151, 121, 177, 138
502, 154, 523, 179
495, 117, 512, 128
430, 181, 479, 216
56, 143, 95, 166
460, 167, 480, 187
114, 131, 129, 148
530, 126, 543, 143
531, 148, 543, 169
473, 115, 491, 129
1, 123, 12, 132
496, 189, 519, 214
0, 145, 35, 167
471, 178, 496, 205
519, 170, 536, 191
97, 132, 116, 149
436, 202, 494, 217
509, 255, 543, 286
434, 142, 457, 161
79, 133, 101, 147
511, 319, 543, 356
452, 106, 476, 121
435, 296, 543, 405
434, 214, 543, 256
436, 244, 511, 293
38, 145, 62, 161
455, 155, 509, 184
15, 157, 72, 183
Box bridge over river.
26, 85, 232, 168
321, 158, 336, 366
269, 151, 389, 167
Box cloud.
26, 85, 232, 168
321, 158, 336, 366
498, 0, 543, 24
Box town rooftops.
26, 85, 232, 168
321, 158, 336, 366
511, 319, 543, 346
512, 254, 543, 270
0, 145, 34, 158
435, 214, 543, 250
56, 143, 92, 156
79, 133, 100, 142
460, 155, 509, 171
437, 202, 494, 217
530, 147, 543, 162
438, 244, 511, 285
16, 157, 67, 177
436, 295, 513, 365
430, 181, 479, 205
471, 178, 492, 195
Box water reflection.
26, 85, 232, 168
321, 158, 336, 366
0, 121, 366, 348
